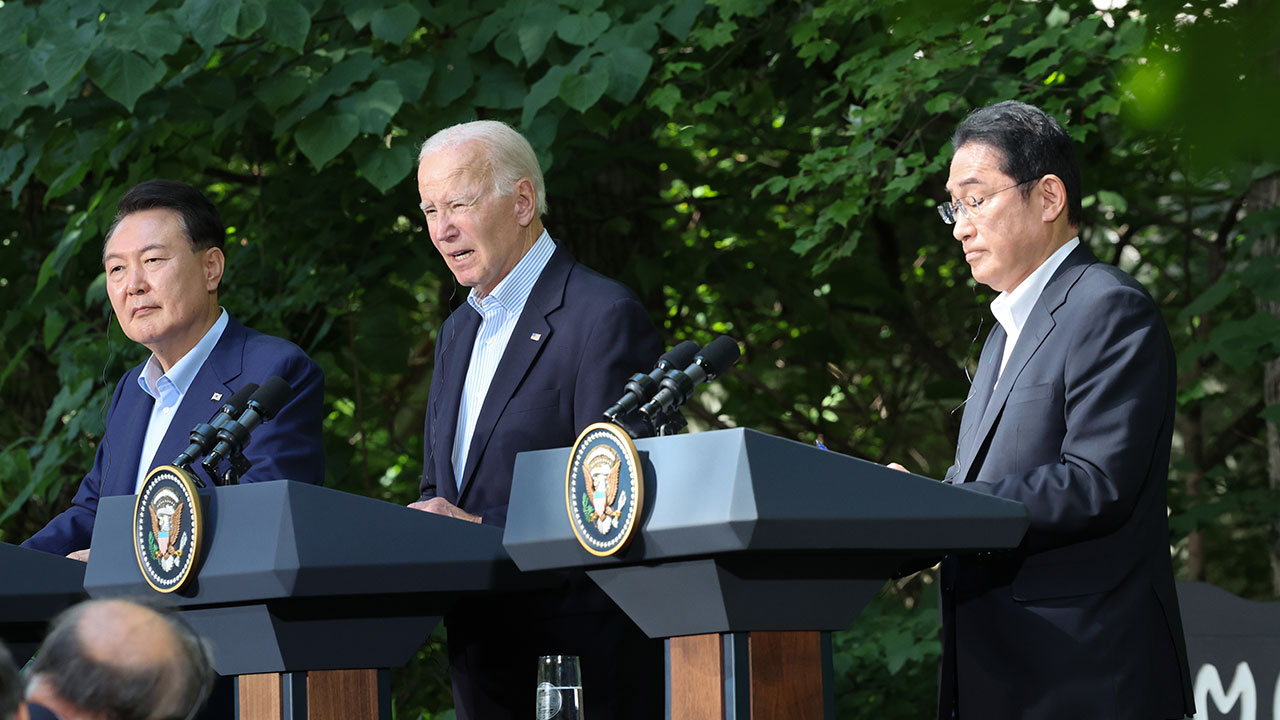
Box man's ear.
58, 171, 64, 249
1039, 174, 1068, 224
512, 178, 538, 227
204, 247, 225, 293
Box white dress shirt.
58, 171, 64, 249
452, 231, 555, 489
989, 237, 1079, 384
133, 309, 229, 492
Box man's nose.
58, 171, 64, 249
952, 211, 974, 244
127, 265, 148, 295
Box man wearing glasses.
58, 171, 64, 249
918, 101, 1195, 719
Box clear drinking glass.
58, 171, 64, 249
535, 654, 584, 719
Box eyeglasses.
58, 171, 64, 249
936, 178, 1037, 225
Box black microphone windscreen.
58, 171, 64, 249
224, 383, 259, 416
249, 376, 293, 420
699, 335, 741, 372
661, 340, 700, 369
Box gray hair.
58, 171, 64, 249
419, 120, 548, 216
26, 600, 214, 720
0, 642, 19, 720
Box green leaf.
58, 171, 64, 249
430, 42, 473, 107
522, 65, 570, 128
295, 112, 360, 169
559, 61, 609, 112
34, 214, 89, 298
1240, 257, 1280, 303
42, 26, 96, 92
357, 139, 415, 193
179, 0, 232, 49
228, 0, 267, 39
647, 84, 681, 116
1178, 278, 1234, 322
1207, 313, 1280, 372
383, 58, 433, 103
344, 0, 380, 31
111, 11, 183, 62
43, 311, 68, 350
338, 79, 404, 135
264, 0, 311, 52
254, 69, 310, 112
44, 161, 90, 202
1260, 404, 1280, 426
602, 46, 653, 103
556, 11, 609, 46
85, 47, 166, 111
371, 3, 419, 45
473, 64, 526, 110
518, 4, 564, 65
0, 145, 24, 186
661, 0, 704, 41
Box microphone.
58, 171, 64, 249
639, 336, 741, 420
172, 383, 258, 471
202, 376, 293, 475
603, 340, 699, 423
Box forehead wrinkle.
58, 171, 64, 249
103, 242, 173, 263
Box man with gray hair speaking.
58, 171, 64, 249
409, 120, 663, 719
24, 599, 213, 720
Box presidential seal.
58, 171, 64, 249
133, 465, 203, 593
565, 422, 643, 557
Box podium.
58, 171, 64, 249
84, 481, 551, 720
0, 542, 86, 664
504, 428, 1029, 719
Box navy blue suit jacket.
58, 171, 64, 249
940, 244, 1194, 719
419, 243, 661, 527
418, 243, 663, 720
23, 315, 325, 556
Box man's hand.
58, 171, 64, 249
408, 497, 482, 524
67, 549, 90, 562
886, 462, 909, 473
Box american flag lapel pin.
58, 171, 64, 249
211, 392, 223, 402
530, 332, 542, 342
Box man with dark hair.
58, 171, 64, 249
23, 179, 325, 558
410, 121, 663, 719
25, 599, 214, 720
906, 100, 1194, 718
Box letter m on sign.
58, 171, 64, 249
1193, 662, 1258, 719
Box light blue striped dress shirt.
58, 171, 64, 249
133, 308, 229, 492
452, 231, 555, 489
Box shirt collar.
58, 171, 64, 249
137, 309, 230, 399
990, 237, 1079, 337
466, 230, 555, 316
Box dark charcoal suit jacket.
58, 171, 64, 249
940, 243, 1195, 719
24, 314, 325, 556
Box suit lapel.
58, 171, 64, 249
148, 316, 247, 484
953, 325, 1004, 480
106, 382, 152, 496
957, 244, 1097, 484
456, 247, 570, 502
433, 308, 482, 504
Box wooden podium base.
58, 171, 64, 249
666, 631, 833, 720
237, 669, 389, 720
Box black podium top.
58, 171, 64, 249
0, 542, 86, 663
504, 428, 1028, 571
85, 480, 537, 606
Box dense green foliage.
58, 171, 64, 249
2, 0, 1277, 717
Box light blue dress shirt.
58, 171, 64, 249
452, 231, 555, 489
133, 309, 230, 492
